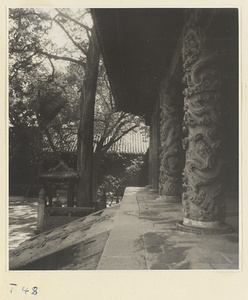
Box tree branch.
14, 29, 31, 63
9, 42, 36, 54
55, 8, 91, 39
53, 17, 88, 57
42, 126, 60, 160
110, 125, 138, 144
47, 57, 55, 82
101, 124, 138, 155
37, 50, 86, 67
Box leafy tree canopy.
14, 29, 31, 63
9, 8, 148, 194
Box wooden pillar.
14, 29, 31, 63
67, 181, 74, 207
46, 182, 53, 207
180, 9, 230, 231
158, 80, 184, 202
76, 27, 100, 207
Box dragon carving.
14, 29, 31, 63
181, 9, 226, 222
159, 84, 184, 197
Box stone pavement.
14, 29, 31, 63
9, 205, 119, 270
9, 187, 239, 270
97, 187, 239, 270
9, 196, 38, 250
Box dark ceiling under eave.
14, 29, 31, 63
92, 8, 185, 122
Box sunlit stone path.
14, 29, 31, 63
9, 196, 38, 250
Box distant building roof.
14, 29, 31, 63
43, 129, 149, 155
106, 130, 149, 154
39, 161, 78, 179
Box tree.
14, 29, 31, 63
9, 8, 97, 203
9, 8, 147, 204
9, 8, 77, 172
76, 24, 100, 206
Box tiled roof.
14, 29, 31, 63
43, 129, 149, 155
39, 161, 78, 179
106, 131, 149, 154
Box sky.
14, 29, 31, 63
29, 8, 92, 70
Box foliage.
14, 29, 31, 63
9, 8, 148, 198
125, 156, 144, 179
100, 175, 123, 196
93, 62, 146, 164
98, 154, 146, 201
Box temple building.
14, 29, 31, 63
9, 8, 239, 271
92, 8, 238, 233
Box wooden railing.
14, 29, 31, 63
37, 188, 98, 232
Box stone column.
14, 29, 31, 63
152, 105, 160, 193
37, 188, 46, 232
147, 123, 153, 189
158, 81, 184, 202
150, 104, 160, 193
180, 9, 230, 232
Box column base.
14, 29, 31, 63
177, 218, 233, 235
155, 195, 181, 203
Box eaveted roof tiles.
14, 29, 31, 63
43, 129, 149, 155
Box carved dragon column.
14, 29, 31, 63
158, 81, 184, 202
180, 9, 231, 232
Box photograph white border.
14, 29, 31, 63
1, 1, 247, 299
